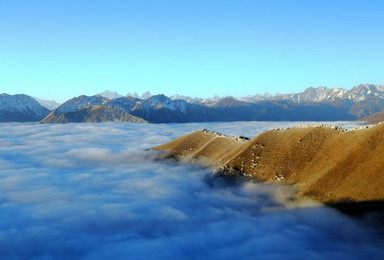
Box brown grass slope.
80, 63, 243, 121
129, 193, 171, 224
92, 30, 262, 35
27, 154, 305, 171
358, 110, 384, 124
153, 130, 247, 166
152, 124, 384, 204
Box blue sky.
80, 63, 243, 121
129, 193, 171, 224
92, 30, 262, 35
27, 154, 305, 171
1, 0, 383, 102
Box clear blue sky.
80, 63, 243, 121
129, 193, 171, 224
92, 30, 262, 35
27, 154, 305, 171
1, 0, 383, 102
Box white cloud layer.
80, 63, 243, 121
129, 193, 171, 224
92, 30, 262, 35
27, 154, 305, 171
0, 121, 383, 259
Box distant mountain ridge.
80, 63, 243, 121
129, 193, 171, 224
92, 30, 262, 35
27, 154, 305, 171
33, 97, 61, 110
272, 84, 384, 104
170, 84, 384, 105
101, 84, 384, 105
2, 84, 384, 123
35, 84, 384, 111
42, 94, 228, 124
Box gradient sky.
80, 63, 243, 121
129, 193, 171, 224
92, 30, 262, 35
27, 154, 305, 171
1, 0, 383, 102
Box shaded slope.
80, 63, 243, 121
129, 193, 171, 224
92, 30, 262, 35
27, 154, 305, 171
152, 124, 384, 204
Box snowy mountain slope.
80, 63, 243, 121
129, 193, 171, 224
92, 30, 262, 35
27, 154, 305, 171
0, 94, 50, 122
142, 94, 188, 112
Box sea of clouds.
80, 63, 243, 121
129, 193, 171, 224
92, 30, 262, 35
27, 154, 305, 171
0, 121, 383, 259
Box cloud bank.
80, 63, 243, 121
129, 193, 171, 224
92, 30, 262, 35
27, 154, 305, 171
0, 121, 383, 259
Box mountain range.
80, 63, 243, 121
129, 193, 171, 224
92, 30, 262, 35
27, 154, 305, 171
1, 84, 384, 123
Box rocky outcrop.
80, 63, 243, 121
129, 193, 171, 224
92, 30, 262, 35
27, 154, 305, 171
152, 123, 384, 205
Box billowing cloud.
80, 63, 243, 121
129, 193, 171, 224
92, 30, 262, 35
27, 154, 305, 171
0, 121, 383, 259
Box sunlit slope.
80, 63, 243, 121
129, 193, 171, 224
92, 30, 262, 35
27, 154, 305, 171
153, 130, 247, 166
152, 124, 384, 203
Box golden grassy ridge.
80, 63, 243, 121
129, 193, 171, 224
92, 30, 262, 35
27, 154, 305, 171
152, 124, 384, 204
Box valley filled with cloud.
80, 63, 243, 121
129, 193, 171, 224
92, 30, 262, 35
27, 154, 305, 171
0, 122, 383, 259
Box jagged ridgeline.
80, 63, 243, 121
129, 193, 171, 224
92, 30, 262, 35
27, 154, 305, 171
152, 123, 384, 206
3, 84, 384, 123
40, 87, 384, 123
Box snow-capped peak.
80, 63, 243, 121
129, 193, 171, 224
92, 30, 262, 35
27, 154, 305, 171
97, 90, 123, 100
0, 93, 50, 121
146, 94, 187, 112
